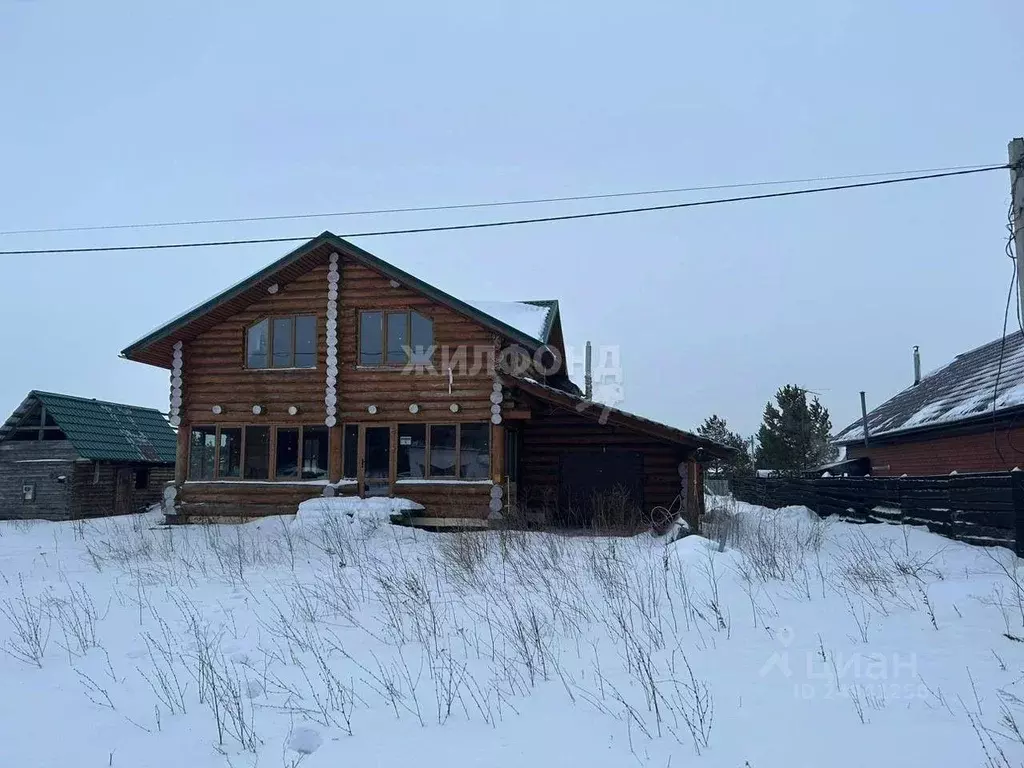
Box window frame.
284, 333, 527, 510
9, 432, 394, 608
187, 424, 329, 481
395, 422, 489, 481
357, 309, 433, 368
244, 314, 318, 370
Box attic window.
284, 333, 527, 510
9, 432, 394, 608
246, 316, 316, 369
359, 310, 433, 367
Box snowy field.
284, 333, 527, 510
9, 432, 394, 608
3, 498, 1024, 767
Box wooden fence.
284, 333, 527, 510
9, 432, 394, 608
731, 472, 1024, 555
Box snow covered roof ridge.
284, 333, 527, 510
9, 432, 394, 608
464, 300, 557, 344
835, 330, 1024, 443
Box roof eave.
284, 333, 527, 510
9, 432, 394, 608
835, 403, 1024, 445
121, 232, 550, 363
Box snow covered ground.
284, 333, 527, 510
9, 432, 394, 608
3, 497, 1024, 767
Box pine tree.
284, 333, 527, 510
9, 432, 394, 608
754, 385, 836, 473
696, 414, 753, 478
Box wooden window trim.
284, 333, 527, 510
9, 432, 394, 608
244, 314, 318, 371
356, 309, 433, 369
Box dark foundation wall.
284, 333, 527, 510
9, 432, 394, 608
0, 440, 77, 520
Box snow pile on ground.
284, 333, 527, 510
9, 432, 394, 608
3, 498, 1024, 767
295, 495, 424, 524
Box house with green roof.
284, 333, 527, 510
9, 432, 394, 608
0, 391, 176, 520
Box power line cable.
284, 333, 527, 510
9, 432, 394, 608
0, 162, 1004, 238
0, 164, 1008, 256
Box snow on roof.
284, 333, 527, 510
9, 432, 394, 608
835, 331, 1024, 443
465, 301, 553, 343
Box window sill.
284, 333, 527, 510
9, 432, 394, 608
244, 367, 319, 373
395, 478, 494, 486
184, 479, 332, 485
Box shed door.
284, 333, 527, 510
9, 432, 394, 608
558, 450, 644, 528
114, 468, 133, 515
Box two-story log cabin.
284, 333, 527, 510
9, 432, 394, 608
121, 232, 730, 528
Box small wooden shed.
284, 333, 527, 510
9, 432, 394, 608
0, 391, 177, 520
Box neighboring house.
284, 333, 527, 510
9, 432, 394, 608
121, 231, 730, 527
0, 391, 176, 520
834, 333, 1024, 475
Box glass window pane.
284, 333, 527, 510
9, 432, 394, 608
460, 424, 490, 480
295, 315, 317, 368
398, 424, 427, 479
410, 312, 433, 364
275, 428, 299, 478
189, 426, 216, 480
429, 425, 457, 478
272, 317, 294, 368
247, 320, 269, 368
360, 311, 383, 366
302, 426, 329, 480
387, 312, 409, 364
343, 424, 359, 479
244, 426, 270, 480
219, 428, 242, 478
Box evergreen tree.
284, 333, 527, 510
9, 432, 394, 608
696, 414, 753, 477
754, 385, 836, 472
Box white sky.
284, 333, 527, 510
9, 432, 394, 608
1, 1, 1022, 438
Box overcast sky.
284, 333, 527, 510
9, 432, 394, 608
1, 1, 1021, 438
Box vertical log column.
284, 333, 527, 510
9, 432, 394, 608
325, 253, 341, 482
170, 341, 186, 486
488, 370, 505, 520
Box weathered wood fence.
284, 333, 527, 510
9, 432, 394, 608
731, 472, 1024, 555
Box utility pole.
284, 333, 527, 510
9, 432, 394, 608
1010, 138, 1024, 322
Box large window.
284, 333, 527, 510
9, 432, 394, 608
219, 428, 242, 478
459, 424, 490, 480
359, 310, 433, 366
429, 425, 457, 478
189, 424, 331, 481
397, 424, 427, 479
396, 423, 489, 481
189, 426, 216, 480
276, 428, 299, 478
246, 315, 316, 369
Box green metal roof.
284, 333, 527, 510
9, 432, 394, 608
0, 391, 176, 464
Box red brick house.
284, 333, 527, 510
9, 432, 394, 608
834, 333, 1024, 475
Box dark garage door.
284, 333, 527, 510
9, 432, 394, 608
558, 450, 644, 528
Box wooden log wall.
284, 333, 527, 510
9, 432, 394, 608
0, 440, 76, 520
336, 258, 497, 423
183, 265, 330, 424
178, 481, 341, 520
518, 407, 688, 524
731, 473, 1020, 551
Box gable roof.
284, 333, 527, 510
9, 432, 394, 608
465, 300, 558, 343
0, 391, 177, 463
504, 375, 735, 459
835, 331, 1024, 444
122, 232, 560, 369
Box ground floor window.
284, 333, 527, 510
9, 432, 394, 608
244, 426, 271, 479
189, 426, 216, 480
393, 422, 490, 481
302, 426, 329, 480
187, 424, 331, 481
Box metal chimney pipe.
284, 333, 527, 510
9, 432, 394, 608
584, 341, 593, 400
913, 345, 921, 386
860, 391, 870, 447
